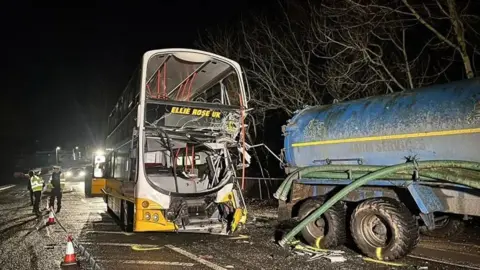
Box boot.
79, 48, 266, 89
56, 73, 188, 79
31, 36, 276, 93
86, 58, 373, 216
56, 207, 61, 214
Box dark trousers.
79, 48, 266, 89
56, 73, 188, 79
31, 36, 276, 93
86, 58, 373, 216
27, 181, 33, 205
49, 187, 62, 210
33, 191, 42, 213
29, 189, 34, 205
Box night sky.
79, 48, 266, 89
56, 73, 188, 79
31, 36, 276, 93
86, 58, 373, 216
2, 2, 269, 172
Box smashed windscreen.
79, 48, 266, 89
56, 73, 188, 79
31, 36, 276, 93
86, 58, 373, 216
145, 51, 242, 107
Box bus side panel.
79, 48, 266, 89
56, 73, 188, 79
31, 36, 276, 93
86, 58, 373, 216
91, 178, 106, 196
106, 178, 124, 218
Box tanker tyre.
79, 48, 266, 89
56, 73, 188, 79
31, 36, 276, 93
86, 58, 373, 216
350, 197, 419, 261
297, 197, 347, 249
420, 216, 465, 238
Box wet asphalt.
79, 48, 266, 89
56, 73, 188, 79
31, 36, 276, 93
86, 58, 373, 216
1, 181, 480, 270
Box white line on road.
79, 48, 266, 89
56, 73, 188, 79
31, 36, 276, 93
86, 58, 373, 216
97, 260, 194, 266
408, 255, 480, 270
84, 230, 134, 236
79, 242, 148, 247
0, 185, 15, 192
166, 245, 227, 270
45, 224, 51, 238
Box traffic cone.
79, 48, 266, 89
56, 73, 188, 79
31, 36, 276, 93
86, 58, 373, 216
61, 236, 77, 266
46, 208, 56, 225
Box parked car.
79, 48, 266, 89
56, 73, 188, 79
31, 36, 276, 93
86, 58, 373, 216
65, 167, 86, 179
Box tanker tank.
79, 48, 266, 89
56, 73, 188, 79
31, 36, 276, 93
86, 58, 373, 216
283, 78, 480, 168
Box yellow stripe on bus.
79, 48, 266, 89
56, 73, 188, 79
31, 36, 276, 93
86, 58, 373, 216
291, 128, 480, 148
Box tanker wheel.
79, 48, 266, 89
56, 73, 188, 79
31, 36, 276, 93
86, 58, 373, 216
420, 216, 465, 238
350, 197, 419, 261
297, 197, 347, 249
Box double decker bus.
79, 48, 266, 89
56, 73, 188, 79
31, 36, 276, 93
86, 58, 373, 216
100, 49, 250, 233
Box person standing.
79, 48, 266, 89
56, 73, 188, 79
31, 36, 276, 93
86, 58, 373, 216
49, 166, 62, 213
29, 170, 44, 216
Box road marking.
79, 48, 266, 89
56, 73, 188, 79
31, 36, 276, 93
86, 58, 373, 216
45, 224, 51, 238
79, 242, 155, 247
166, 245, 227, 270
0, 185, 15, 192
420, 239, 480, 250
131, 244, 163, 251
84, 230, 134, 236
408, 255, 480, 270
97, 260, 194, 266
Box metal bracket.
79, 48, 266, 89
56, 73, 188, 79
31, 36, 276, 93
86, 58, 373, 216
419, 212, 436, 230
407, 183, 444, 214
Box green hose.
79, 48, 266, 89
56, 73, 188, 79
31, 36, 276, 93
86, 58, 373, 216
274, 165, 384, 201
277, 160, 480, 247
275, 163, 480, 201
302, 171, 436, 181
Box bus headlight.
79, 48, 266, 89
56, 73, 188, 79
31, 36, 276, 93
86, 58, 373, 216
153, 213, 159, 222
79, 171, 86, 177
145, 212, 151, 220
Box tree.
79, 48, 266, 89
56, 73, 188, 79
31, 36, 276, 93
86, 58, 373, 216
196, 0, 479, 122
309, 0, 451, 101
196, 3, 324, 118
387, 0, 478, 79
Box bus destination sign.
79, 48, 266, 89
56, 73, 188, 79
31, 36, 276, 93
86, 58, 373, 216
169, 106, 222, 119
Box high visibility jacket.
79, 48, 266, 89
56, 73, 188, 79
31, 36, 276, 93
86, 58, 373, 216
30, 175, 44, 192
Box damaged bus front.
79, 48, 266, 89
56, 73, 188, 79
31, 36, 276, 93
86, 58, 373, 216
102, 49, 250, 234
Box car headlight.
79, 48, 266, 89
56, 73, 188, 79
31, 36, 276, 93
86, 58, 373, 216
79, 171, 86, 177
66, 171, 72, 177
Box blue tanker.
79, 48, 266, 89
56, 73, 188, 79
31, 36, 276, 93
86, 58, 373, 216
276, 78, 480, 262
284, 78, 480, 168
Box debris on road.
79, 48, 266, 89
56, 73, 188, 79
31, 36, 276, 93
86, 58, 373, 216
131, 244, 163, 251
228, 235, 250, 240
199, 255, 214, 260
289, 241, 347, 263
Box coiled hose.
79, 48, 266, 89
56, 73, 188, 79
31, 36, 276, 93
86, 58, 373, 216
277, 160, 480, 247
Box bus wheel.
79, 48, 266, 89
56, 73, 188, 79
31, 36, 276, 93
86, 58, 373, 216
297, 197, 347, 249
84, 176, 92, 198
420, 216, 465, 238
121, 200, 134, 232
350, 197, 419, 261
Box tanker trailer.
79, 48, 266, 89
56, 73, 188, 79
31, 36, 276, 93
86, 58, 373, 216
275, 78, 480, 261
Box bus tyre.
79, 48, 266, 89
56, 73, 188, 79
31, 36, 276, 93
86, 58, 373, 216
350, 197, 419, 261
84, 176, 92, 198
420, 216, 465, 238
297, 197, 347, 249
121, 200, 134, 232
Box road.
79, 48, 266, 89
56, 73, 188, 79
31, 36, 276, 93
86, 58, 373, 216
1, 181, 480, 270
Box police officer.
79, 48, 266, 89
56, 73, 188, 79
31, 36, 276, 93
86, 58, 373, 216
29, 170, 44, 216
49, 166, 62, 213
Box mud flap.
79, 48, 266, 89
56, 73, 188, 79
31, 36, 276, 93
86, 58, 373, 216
407, 183, 444, 228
